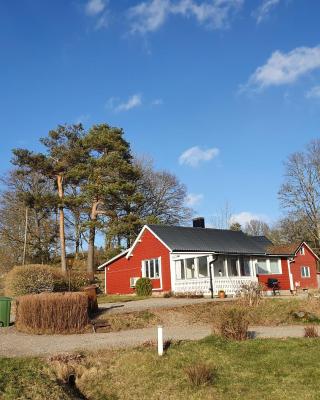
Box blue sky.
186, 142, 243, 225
1, 0, 320, 227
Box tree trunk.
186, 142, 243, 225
87, 202, 98, 279
22, 206, 28, 265
57, 174, 67, 274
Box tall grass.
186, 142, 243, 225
15, 292, 89, 334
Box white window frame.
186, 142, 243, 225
299, 246, 305, 255
255, 258, 282, 275
174, 255, 210, 280
142, 258, 161, 279
301, 266, 310, 278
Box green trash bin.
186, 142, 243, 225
0, 297, 12, 327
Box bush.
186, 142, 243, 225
218, 307, 249, 341
304, 326, 319, 338
236, 282, 264, 307
184, 363, 215, 386
135, 278, 152, 296
15, 292, 89, 334
5, 265, 92, 296
5, 265, 63, 296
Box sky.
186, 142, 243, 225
1, 0, 320, 227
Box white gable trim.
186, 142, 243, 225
97, 249, 129, 270
295, 242, 319, 261
126, 225, 172, 259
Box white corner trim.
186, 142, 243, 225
287, 259, 294, 291
97, 249, 129, 270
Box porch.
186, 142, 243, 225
172, 253, 260, 296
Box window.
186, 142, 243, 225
301, 266, 310, 278
256, 259, 268, 274
256, 258, 281, 275
214, 256, 226, 277
270, 259, 281, 274
227, 258, 238, 276
198, 256, 208, 277
175, 260, 185, 280
185, 258, 196, 279
143, 258, 160, 279
239, 257, 251, 276
299, 246, 305, 255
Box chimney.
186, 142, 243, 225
193, 217, 205, 229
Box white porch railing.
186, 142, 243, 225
173, 276, 257, 296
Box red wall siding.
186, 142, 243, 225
290, 245, 318, 289
105, 228, 171, 294
258, 258, 291, 291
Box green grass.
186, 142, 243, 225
3, 337, 320, 399
0, 357, 71, 400
97, 294, 148, 304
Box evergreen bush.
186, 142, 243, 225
135, 277, 152, 296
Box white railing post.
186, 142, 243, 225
158, 325, 164, 356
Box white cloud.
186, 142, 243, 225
252, 0, 281, 24
242, 45, 320, 91
179, 146, 219, 167
186, 193, 204, 207
305, 85, 320, 99
106, 94, 142, 112
128, 0, 243, 34
230, 212, 268, 226
85, 0, 106, 16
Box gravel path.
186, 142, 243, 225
98, 297, 222, 314
0, 324, 309, 358
0, 325, 211, 358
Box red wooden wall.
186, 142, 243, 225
257, 258, 291, 291
290, 245, 318, 289
105, 228, 171, 294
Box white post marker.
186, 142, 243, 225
157, 325, 164, 356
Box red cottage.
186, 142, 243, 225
98, 219, 319, 296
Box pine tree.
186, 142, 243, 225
12, 124, 87, 273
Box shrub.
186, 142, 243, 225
236, 282, 264, 307
5, 265, 92, 296
218, 306, 249, 340
15, 292, 89, 334
174, 292, 204, 299
304, 326, 319, 338
5, 265, 63, 296
135, 278, 152, 296
64, 272, 92, 292
184, 363, 215, 386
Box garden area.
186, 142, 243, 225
1, 336, 320, 400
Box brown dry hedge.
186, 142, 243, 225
15, 292, 89, 334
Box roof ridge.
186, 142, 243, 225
147, 224, 245, 233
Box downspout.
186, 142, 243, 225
209, 255, 218, 299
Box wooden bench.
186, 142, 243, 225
91, 320, 111, 333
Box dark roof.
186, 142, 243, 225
147, 225, 271, 255
266, 243, 300, 256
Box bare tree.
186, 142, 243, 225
135, 157, 193, 226
210, 202, 233, 229
243, 219, 270, 236
0, 170, 57, 266
279, 139, 320, 250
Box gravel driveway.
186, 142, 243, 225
98, 297, 219, 314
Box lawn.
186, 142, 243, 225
97, 294, 148, 304
93, 297, 320, 333
2, 336, 320, 399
